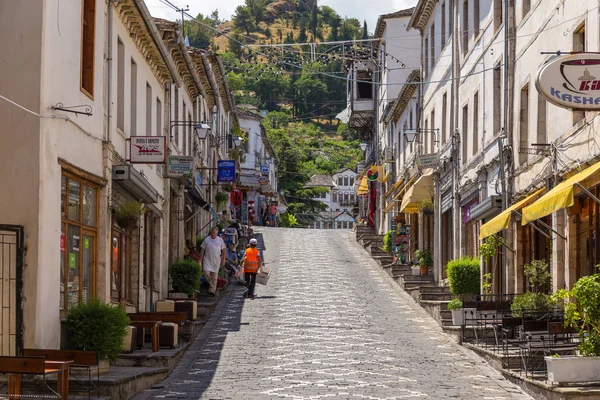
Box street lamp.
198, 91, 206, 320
403, 128, 440, 144
233, 136, 243, 148
359, 142, 368, 152
403, 129, 418, 144
170, 120, 212, 140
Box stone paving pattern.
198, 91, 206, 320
134, 229, 532, 399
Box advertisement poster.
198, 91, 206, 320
129, 136, 167, 164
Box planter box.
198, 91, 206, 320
411, 266, 420, 276
451, 308, 476, 326
545, 355, 600, 383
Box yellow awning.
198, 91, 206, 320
399, 172, 434, 214
479, 188, 545, 239
357, 176, 369, 195
383, 175, 416, 214
521, 161, 600, 225
385, 179, 404, 198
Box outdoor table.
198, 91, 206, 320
8, 359, 73, 399
130, 321, 160, 352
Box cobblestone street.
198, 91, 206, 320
139, 228, 532, 399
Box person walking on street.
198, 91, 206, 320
268, 202, 278, 227
199, 227, 226, 296
241, 238, 263, 298
260, 203, 268, 226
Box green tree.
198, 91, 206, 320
362, 20, 369, 39
233, 5, 255, 35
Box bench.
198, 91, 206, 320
0, 355, 70, 399
128, 311, 188, 348
23, 349, 99, 399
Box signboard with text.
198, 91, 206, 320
418, 153, 440, 170
166, 155, 194, 178
261, 164, 270, 174
129, 136, 167, 164
217, 160, 236, 183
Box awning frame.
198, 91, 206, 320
574, 182, 600, 206
511, 210, 566, 240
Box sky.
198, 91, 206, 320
144, 0, 419, 34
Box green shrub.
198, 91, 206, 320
415, 249, 433, 267
170, 259, 202, 296
279, 213, 298, 227
447, 298, 463, 311
65, 298, 130, 361
524, 259, 551, 292
554, 271, 600, 356
113, 201, 143, 218
381, 231, 393, 252
510, 292, 557, 317
446, 257, 480, 296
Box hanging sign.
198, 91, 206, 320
60, 232, 66, 253
536, 53, 600, 110
261, 164, 270, 175
418, 153, 440, 170
129, 136, 167, 164
258, 176, 268, 184
217, 160, 236, 183
166, 155, 194, 178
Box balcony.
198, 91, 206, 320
347, 66, 376, 138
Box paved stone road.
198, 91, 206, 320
137, 228, 532, 399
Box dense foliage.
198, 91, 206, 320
446, 257, 480, 296
170, 259, 202, 296
65, 298, 130, 361
510, 292, 557, 318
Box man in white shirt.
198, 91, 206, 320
199, 227, 226, 296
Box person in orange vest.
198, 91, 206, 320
241, 238, 263, 298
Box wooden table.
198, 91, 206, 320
8, 359, 73, 399
130, 321, 160, 352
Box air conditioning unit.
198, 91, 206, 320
384, 147, 394, 161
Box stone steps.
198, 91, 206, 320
420, 292, 454, 301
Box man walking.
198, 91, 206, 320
241, 238, 263, 298
268, 202, 278, 227
199, 227, 226, 296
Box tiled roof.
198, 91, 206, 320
375, 7, 416, 39
306, 174, 334, 187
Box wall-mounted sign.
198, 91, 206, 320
195, 170, 203, 193
217, 160, 236, 183
129, 136, 167, 164
418, 153, 440, 170
167, 155, 194, 178
366, 167, 379, 181
536, 53, 600, 110
258, 176, 268, 184
261, 164, 270, 175
277, 204, 287, 214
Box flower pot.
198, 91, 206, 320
115, 215, 138, 231
420, 265, 429, 275
545, 355, 600, 383
451, 308, 476, 326
411, 266, 421, 276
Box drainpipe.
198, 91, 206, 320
106, 2, 114, 143
451, 0, 461, 260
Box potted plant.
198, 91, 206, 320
447, 298, 465, 326
64, 298, 130, 368
113, 200, 144, 231
510, 259, 555, 317
381, 231, 392, 253
418, 198, 434, 215
169, 259, 202, 297
545, 270, 600, 384
415, 249, 432, 275
446, 257, 480, 324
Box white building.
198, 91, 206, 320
331, 169, 358, 212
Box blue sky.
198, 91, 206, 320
144, 0, 418, 34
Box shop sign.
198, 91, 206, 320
167, 156, 193, 178
536, 53, 600, 110
258, 176, 268, 184
463, 199, 479, 224
418, 153, 440, 169
217, 160, 236, 183
261, 164, 269, 174
129, 136, 167, 164
277, 204, 287, 214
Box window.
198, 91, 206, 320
473, 91, 479, 155
441, 2, 446, 45
349, 177, 355, 186
462, 104, 468, 164
337, 222, 343, 229
493, 64, 502, 135
523, 0, 530, 17
332, 192, 338, 203
449, 0, 454, 36
462, 0, 469, 55
474, 0, 480, 36
146, 83, 152, 136
519, 84, 529, 165
81, 0, 95, 97
156, 98, 162, 137
573, 24, 586, 124
430, 23, 435, 66
338, 176, 343, 186
60, 173, 98, 311
343, 176, 349, 186
442, 92, 448, 144
357, 71, 373, 99
350, 194, 355, 204
130, 59, 137, 136
111, 227, 132, 302
494, 0, 503, 31
537, 94, 547, 144
430, 110, 435, 152
344, 193, 350, 204
183, 103, 187, 155
117, 38, 125, 132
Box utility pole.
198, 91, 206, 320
177, 4, 190, 37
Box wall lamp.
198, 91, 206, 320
170, 120, 211, 140
403, 128, 440, 144
233, 136, 243, 147
359, 142, 368, 152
